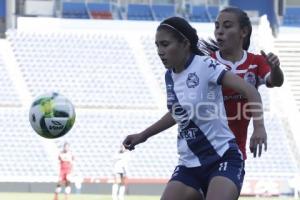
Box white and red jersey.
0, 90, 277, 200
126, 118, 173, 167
211, 50, 271, 159
59, 150, 74, 172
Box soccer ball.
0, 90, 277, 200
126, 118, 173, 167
29, 92, 76, 139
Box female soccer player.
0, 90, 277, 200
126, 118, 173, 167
122, 16, 267, 200
112, 145, 129, 200
202, 7, 284, 159
54, 142, 74, 200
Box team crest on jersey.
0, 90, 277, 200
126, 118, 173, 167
244, 71, 256, 86
186, 72, 199, 88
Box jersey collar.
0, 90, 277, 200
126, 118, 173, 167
172, 54, 195, 73
215, 50, 247, 72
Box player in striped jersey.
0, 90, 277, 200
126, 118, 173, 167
123, 16, 267, 200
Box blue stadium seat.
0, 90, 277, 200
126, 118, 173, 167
283, 7, 300, 27
189, 5, 210, 22
207, 6, 219, 21
127, 4, 153, 21
62, 2, 89, 19
152, 4, 175, 21
87, 2, 110, 12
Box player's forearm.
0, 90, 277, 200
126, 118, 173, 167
222, 72, 265, 127
244, 85, 265, 128
141, 112, 176, 139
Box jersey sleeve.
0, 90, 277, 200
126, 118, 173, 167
256, 55, 271, 85
204, 57, 227, 85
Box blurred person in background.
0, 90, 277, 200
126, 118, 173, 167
54, 142, 74, 200
289, 172, 300, 199
201, 6, 284, 159
112, 145, 129, 200
123, 16, 267, 200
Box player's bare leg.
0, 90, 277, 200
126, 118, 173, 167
206, 176, 239, 200
54, 182, 62, 200
64, 181, 71, 200
161, 180, 204, 200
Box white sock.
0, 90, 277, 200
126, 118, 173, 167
55, 187, 62, 193
118, 185, 125, 200
112, 184, 119, 200
65, 186, 71, 194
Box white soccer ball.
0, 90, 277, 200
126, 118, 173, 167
29, 92, 76, 139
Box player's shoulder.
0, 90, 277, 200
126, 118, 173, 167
246, 52, 265, 62
194, 55, 220, 66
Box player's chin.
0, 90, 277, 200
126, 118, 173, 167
164, 64, 172, 69
218, 44, 229, 52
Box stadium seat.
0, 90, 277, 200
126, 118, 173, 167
283, 7, 300, 27
87, 3, 113, 20
152, 4, 175, 21
0, 53, 21, 106
7, 30, 157, 109
90, 11, 113, 19
127, 4, 154, 21
62, 2, 89, 19
207, 6, 219, 21
189, 5, 210, 22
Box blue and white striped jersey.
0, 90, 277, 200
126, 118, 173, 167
165, 54, 236, 167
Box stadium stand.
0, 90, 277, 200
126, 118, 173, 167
0, 50, 21, 106
246, 113, 298, 180
283, 7, 300, 27
152, 4, 175, 21
274, 33, 300, 112
62, 2, 89, 19
6, 29, 157, 109
0, 108, 57, 181
189, 5, 210, 22
127, 3, 154, 20
207, 5, 219, 21
87, 2, 113, 20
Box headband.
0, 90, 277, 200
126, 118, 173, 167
160, 23, 189, 41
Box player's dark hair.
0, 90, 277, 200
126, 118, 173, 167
157, 16, 206, 56
200, 6, 252, 52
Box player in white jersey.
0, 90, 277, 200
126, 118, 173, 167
112, 145, 129, 200
123, 16, 267, 200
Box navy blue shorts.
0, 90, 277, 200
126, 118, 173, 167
169, 146, 245, 196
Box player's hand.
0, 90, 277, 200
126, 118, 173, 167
261, 50, 280, 69
122, 133, 147, 151
250, 125, 267, 158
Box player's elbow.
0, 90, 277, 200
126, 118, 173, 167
275, 77, 284, 87
270, 73, 284, 87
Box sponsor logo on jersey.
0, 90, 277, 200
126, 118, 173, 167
179, 128, 197, 140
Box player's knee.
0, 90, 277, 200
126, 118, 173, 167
55, 187, 62, 193
65, 186, 71, 194
65, 180, 71, 186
